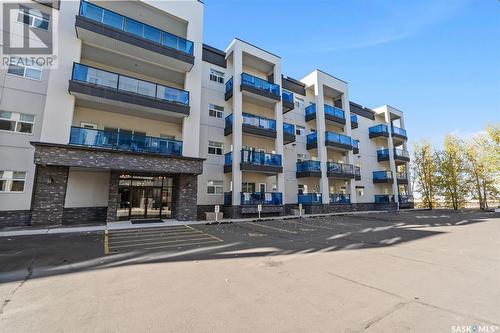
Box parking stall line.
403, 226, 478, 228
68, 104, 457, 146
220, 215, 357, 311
109, 237, 217, 250
144, 239, 222, 251
109, 233, 213, 245
245, 222, 298, 234
109, 230, 202, 240
185, 225, 224, 242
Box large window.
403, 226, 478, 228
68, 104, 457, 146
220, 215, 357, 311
7, 57, 43, 80
208, 141, 223, 155
295, 97, 304, 109
207, 180, 223, 195
208, 104, 224, 118
0, 111, 34, 134
18, 6, 50, 30
242, 182, 255, 193
0, 171, 26, 192
295, 125, 306, 136
209, 69, 224, 84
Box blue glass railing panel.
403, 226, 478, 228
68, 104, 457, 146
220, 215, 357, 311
283, 123, 295, 136
325, 131, 353, 146
306, 132, 317, 146
369, 124, 389, 135
392, 126, 407, 137
330, 193, 350, 204
282, 90, 294, 103
241, 73, 280, 97
305, 104, 316, 117
373, 171, 392, 180
374, 195, 393, 203
241, 192, 283, 205
69, 126, 183, 156
79, 1, 193, 55
324, 104, 345, 119
72, 63, 189, 105
240, 149, 282, 167
351, 114, 358, 123
224, 151, 232, 165
327, 162, 354, 174
394, 148, 410, 158
225, 77, 233, 94
296, 160, 321, 173
298, 193, 322, 204
242, 113, 276, 131
225, 114, 233, 131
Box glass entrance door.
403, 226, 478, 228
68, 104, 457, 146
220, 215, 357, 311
130, 187, 147, 219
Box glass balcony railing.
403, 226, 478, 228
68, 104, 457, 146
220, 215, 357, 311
327, 162, 354, 175
298, 193, 322, 204
351, 114, 358, 124
79, 1, 194, 55
396, 172, 407, 180
392, 126, 407, 137
224, 151, 232, 165
225, 114, 233, 131
394, 148, 410, 159
241, 149, 282, 167
306, 132, 317, 146
72, 63, 189, 105
324, 104, 345, 120
241, 73, 280, 97
242, 113, 276, 131
369, 124, 389, 136
377, 149, 390, 160
69, 126, 183, 156
225, 77, 233, 94
399, 195, 414, 203
330, 193, 350, 204
224, 192, 232, 205
355, 166, 361, 177
241, 192, 283, 205
352, 139, 359, 149
282, 90, 294, 104
296, 160, 321, 173
305, 104, 316, 118
373, 171, 393, 181
283, 123, 295, 136
374, 195, 392, 203
325, 131, 353, 147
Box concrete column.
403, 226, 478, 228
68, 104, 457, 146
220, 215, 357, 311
31, 165, 69, 226
39, 1, 81, 144
315, 84, 330, 204
274, 64, 285, 201
231, 48, 243, 205
342, 93, 357, 203
106, 171, 120, 222
385, 111, 399, 204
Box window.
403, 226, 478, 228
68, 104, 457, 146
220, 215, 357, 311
80, 122, 97, 129
357, 188, 364, 196
298, 184, 305, 195
295, 125, 305, 136
18, 6, 50, 31
208, 141, 223, 155
242, 182, 255, 193
7, 57, 42, 80
209, 69, 224, 84
295, 97, 304, 109
0, 111, 34, 134
208, 104, 224, 118
0, 171, 26, 192
297, 153, 306, 161
207, 180, 223, 194
160, 134, 176, 140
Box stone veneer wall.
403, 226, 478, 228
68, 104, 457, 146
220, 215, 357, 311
0, 210, 31, 228
172, 174, 198, 221
31, 165, 69, 226
62, 207, 107, 225
106, 171, 121, 222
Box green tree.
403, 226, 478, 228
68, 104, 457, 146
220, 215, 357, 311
436, 134, 469, 210
412, 141, 438, 209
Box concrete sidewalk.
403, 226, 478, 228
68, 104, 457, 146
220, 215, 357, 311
0, 209, 401, 237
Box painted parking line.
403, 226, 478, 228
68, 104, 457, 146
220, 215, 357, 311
106, 225, 223, 254
245, 222, 298, 234
288, 220, 338, 231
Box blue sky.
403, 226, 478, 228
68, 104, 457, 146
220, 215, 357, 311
203, 0, 500, 147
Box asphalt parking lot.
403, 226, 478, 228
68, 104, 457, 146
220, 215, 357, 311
0, 210, 499, 332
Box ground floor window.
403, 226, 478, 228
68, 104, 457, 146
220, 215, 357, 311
207, 180, 223, 194
117, 174, 174, 220
0, 171, 26, 192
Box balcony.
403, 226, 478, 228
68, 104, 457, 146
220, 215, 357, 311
298, 193, 322, 204
325, 131, 354, 151
353, 139, 359, 154
374, 195, 392, 204
241, 192, 283, 205
76, 1, 194, 71
296, 160, 321, 178
69, 63, 189, 120
377, 149, 391, 161
373, 171, 393, 183
283, 123, 296, 144
351, 114, 358, 129
224, 77, 233, 101
306, 132, 318, 150
394, 148, 411, 162
399, 195, 414, 208
327, 162, 355, 179
392, 126, 408, 141
224, 113, 276, 139
282, 90, 294, 113
355, 166, 361, 180
396, 172, 409, 184
369, 124, 389, 139
330, 193, 350, 204
69, 126, 183, 156
224, 150, 283, 174
305, 104, 346, 126
240, 73, 281, 102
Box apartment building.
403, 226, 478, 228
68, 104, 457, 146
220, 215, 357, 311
0, 0, 412, 227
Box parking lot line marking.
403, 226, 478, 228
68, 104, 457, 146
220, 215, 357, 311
185, 225, 224, 242
109, 236, 217, 250
144, 239, 222, 251
109, 231, 202, 240
110, 227, 192, 234
109, 233, 212, 245
104, 229, 109, 255
246, 222, 298, 234
288, 220, 337, 231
